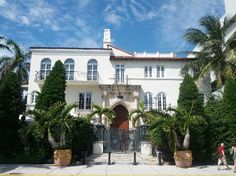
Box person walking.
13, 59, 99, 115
218, 143, 230, 170
230, 144, 236, 173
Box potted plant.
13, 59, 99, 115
150, 103, 205, 167
28, 101, 77, 166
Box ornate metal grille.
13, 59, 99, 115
104, 128, 140, 152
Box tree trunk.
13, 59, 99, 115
183, 130, 190, 150
48, 128, 59, 149
173, 129, 181, 149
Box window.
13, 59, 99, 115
157, 65, 164, 78
87, 59, 98, 81
79, 93, 92, 110
115, 64, 125, 83
31, 91, 37, 104
144, 92, 153, 110
157, 93, 167, 110
40, 58, 51, 80
64, 59, 74, 80
144, 66, 152, 78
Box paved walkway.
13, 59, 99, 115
0, 164, 235, 175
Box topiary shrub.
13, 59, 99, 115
35, 60, 66, 111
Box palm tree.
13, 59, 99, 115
89, 104, 116, 125
0, 38, 31, 84
129, 101, 155, 127
182, 15, 236, 88
149, 103, 205, 151
28, 102, 77, 149
0, 36, 10, 51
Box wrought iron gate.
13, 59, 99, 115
104, 128, 141, 152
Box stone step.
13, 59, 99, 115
87, 152, 158, 165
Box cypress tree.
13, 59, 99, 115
35, 60, 66, 110
178, 74, 204, 115
178, 74, 206, 162
223, 77, 236, 111
222, 78, 236, 146
0, 72, 23, 157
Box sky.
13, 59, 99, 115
0, 0, 225, 55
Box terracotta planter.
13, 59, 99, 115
53, 149, 72, 166
174, 150, 192, 168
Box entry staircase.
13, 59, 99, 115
87, 152, 158, 165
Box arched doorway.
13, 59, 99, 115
111, 104, 129, 129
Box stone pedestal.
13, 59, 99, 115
140, 141, 152, 155
93, 141, 104, 154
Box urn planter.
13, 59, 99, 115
53, 149, 72, 166
174, 150, 192, 168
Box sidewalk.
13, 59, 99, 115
0, 164, 235, 175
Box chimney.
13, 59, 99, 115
103, 29, 111, 48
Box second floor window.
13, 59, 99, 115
87, 59, 98, 81
144, 92, 153, 110
116, 64, 125, 83
144, 66, 152, 78
157, 93, 167, 110
64, 59, 74, 80
79, 92, 92, 110
157, 66, 164, 78
31, 91, 37, 104
40, 58, 51, 80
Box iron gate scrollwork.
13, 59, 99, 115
104, 128, 141, 152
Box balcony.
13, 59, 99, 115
34, 70, 101, 86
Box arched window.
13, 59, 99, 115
64, 59, 74, 80
144, 92, 153, 110
31, 91, 37, 104
87, 59, 98, 81
40, 58, 51, 80
157, 93, 167, 110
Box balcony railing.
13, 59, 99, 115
35, 70, 100, 83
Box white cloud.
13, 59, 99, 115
78, 0, 91, 9
104, 13, 122, 26
153, 0, 224, 51
0, 0, 6, 6
20, 16, 30, 25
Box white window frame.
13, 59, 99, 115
87, 59, 98, 81
157, 93, 167, 110
64, 59, 75, 80
144, 92, 153, 110
157, 65, 164, 78
144, 66, 152, 78
31, 91, 37, 104
115, 64, 125, 83
78, 92, 92, 110
40, 58, 51, 80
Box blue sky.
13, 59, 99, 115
0, 0, 224, 54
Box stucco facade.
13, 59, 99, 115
27, 29, 200, 128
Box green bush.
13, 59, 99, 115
148, 121, 173, 162
0, 72, 24, 158
70, 117, 94, 161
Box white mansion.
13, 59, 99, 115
27, 29, 209, 129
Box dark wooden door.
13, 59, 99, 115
111, 105, 129, 129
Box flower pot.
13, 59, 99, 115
174, 150, 192, 168
53, 149, 72, 166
